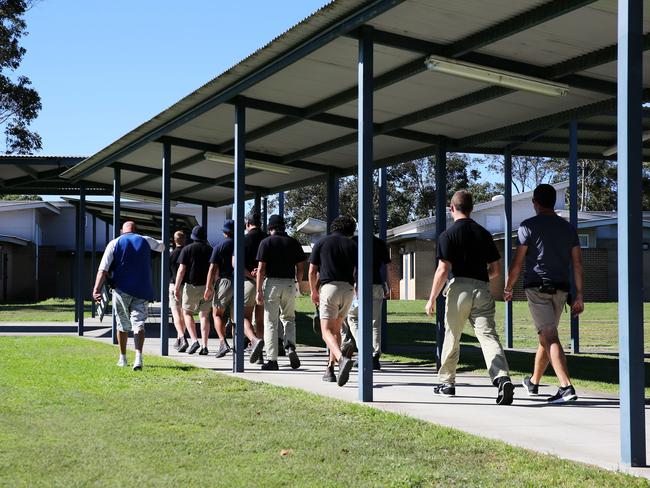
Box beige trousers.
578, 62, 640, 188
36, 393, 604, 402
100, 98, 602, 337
438, 277, 509, 384
263, 278, 296, 361
344, 284, 385, 356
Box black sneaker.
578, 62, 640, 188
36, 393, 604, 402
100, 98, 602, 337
337, 356, 353, 387
522, 376, 539, 396
215, 341, 231, 358
278, 338, 286, 357
372, 355, 381, 371
198, 346, 209, 356
322, 365, 336, 382
286, 344, 301, 369
178, 337, 189, 353
496, 377, 514, 405
547, 385, 578, 404
187, 341, 200, 355
249, 339, 265, 364
433, 384, 455, 397
261, 360, 279, 371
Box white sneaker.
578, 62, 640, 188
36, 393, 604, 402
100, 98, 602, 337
116, 357, 128, 367
133, 357, 143, 371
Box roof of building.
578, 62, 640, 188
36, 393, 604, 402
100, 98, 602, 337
0, 200, 61, 215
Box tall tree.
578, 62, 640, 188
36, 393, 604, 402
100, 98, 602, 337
0, 0, 41, 154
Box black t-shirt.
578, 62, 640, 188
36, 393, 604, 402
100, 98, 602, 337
256, 232, 305, 279
210, 237, 234, 279
309, 232, 357, 285
169, 245, 184, 284
352, 235, 391, 284
437, 218, 500, 283
244, 227, 268, 272
178, 240, 213, 286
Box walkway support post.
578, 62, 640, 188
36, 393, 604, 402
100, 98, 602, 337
233, 100, 246, 373
91, 215, 97, 318
504, 147, 513, 348
278, 192, 285, 219
254, 192, 262, 214
112, 167, 121, 345
617, 0, 645, 467
378, 166, 388, 352
77, 183, 86, 336
326, 170, 339, 232
201, 203, 208, 236
160, 142, 171, 356
568, 119, 580, 354
74, 206, 79, 323
435, 143, 447, 371
262, 197, 268, 232
358, 25, 374, 402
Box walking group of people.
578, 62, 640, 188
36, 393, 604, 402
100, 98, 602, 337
92, 183, 583, 402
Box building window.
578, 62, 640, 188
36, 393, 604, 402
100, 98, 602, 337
409, 252, 415, 279
578, 234, 590, 248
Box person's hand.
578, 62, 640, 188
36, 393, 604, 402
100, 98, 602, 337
503, 288, 513, 301
571, 295, 584, 317
311, 289, 320, 306
92, 288, 101, 302
425, 298, 435, 317
384, 289, 391, 299
204, 287, 214, 301
251, 268, 258, 277
256, 291, 264, 306
175, 287, 182, 301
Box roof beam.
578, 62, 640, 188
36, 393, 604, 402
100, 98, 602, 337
121, 153, 205, 191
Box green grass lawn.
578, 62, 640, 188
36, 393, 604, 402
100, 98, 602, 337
0, 336, 645, 487
0, 298, 93, 322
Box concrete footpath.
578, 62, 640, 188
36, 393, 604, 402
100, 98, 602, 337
3, 323, 650, 479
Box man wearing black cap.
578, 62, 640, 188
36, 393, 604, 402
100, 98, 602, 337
255, 215, 305, 370
205, 219, 235, 358
243, 210, 267, 363
308, 215, 357, 386
169, 230, 188, 352
174, 225, 213, 355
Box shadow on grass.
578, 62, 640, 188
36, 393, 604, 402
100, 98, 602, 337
145, 364, 195, 372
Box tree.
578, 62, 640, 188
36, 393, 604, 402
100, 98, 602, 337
0, 193, 41, 200
0, 0, 41, 154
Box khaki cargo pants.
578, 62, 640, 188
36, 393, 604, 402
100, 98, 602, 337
263, 278, 297, 361
438, 277, 510, 385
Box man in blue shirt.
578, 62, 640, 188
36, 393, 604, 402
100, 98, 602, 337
92, 221, 164, 370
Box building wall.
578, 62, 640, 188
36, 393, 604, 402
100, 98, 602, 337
0, 242, 37, 302
0, 209, 36, 241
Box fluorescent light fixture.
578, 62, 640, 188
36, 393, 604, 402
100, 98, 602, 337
424, 55, 569, 97
204, 151, 291, 175
602, 130, 650, 157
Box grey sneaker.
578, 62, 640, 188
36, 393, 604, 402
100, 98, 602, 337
286, 343, 301, 369
215, 341, 231, 358
187, 341, 200, 355
548, 385, 578, 404
178, 337, 189, 353
337, 356, 353, 387
433, 384, 455, 397
322, 365, 336, 382
522, 376, 539, 396
173, 337, 181, 350
249, 339, 265, 364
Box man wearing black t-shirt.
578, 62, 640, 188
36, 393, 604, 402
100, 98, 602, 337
255, 215, 305, 370
309, 215, 357, 387
169, 230, 188, 352
174, 225, 213, 355
243, 211, 267, 362
425, 190, 513, 405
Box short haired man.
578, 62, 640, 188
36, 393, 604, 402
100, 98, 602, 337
92, 221, 164, 370
425, 190, 514, 405
343, 234, 392, 370
255, 215, 305, 370
309, 215, 357, 386
204, 220, 235, 358
243, 210, 267, 363
169, 230, 188, 352
174, 225, 212, 355
504, 184, 584, 404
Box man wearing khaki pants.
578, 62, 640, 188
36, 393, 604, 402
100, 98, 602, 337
255, 215, 305, 370
425, 190, 514, 405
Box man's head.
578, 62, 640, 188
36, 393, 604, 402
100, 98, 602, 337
532, 184, 557, 213
121, 221, 137, 234
245, 210, 261, 229
267, 214, 285, 234
450, 190, 473, 218
190, 225, 206, 242
173, 230, 186, 247
330, 215, 356, 237
222, 219, 234, 237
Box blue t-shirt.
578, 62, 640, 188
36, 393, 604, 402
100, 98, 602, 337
210, 237, 234, 279
110, 233, 154, 300
518, 214, 579, 288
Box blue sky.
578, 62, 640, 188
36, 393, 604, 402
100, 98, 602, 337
22, 0, 325, 156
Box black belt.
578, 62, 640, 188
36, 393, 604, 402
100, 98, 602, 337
524, 281, 570, 293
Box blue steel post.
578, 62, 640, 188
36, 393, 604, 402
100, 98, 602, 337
617, 0, 645, 467
569, 120, 580, 354
504, 148, 513, 348
327, 170, 339, 232
254, 192, 262, 214
112, 168, 121, 345
378, 167, 388, 352
91, 215, 97, 318
358, 25, 374, 402
233, 101, 246, 373
435, 144, 447, 370
202, 203, 208, 236
262, 197, 268, 232
77, 183, 86, 336
160, 142, 171, 356
74, 206, 79, 323
278, 192, 285, 219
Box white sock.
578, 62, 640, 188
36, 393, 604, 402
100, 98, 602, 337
135, 351, 142, 363
119, 354, 127, 362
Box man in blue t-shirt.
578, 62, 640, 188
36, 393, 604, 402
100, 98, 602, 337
92, 221, 164, 371
504, 184, 584, 404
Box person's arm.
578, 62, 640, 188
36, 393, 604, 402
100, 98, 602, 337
503, 246, 527, 301
383, 263, 393, 299
175, 264, 186, 301
571, 246, 584, 316
308, 263, 320, 305
204, 263, 219, 301
92, 240, 115, 301
487, 259, 501, 281
92, 271, 108, 301
256, 261, 266, 305
295, 261, 305, 285
425, 259, 451, 316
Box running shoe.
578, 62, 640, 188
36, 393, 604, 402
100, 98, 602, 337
522, 376, 539, 396
547, 385, 578, 404
215, 341, 231, 358
322, 365, 336, 382
249, 339, 265, 364
187, 341, 200, 355
433, 383, 455, 397
496, 377, 514, 405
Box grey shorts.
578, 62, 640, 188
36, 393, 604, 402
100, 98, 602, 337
169, 283, 181, 308
525, 288, 568, 333
213, 277, 233, 310
182, 283, 212, 313
319, 282, 354, 320
113, 288, 148, 333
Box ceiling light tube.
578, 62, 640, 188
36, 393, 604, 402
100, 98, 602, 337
204, 151, 291, 175
602, 130, 650, 157
424, 55, 569, 97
